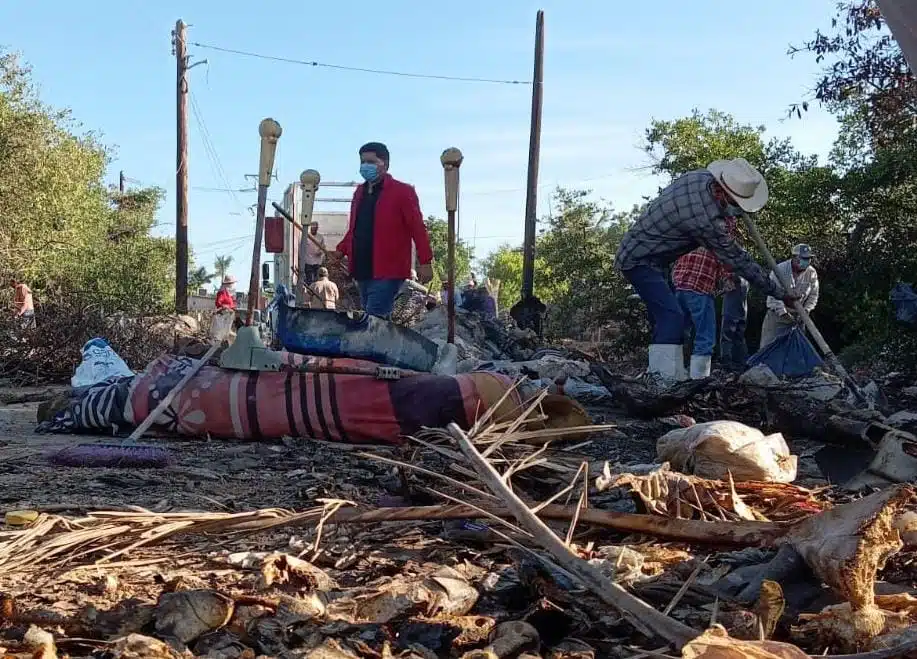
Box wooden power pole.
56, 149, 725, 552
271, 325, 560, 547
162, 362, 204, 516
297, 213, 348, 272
509, 10, 546, 335
173, 19, 190, 314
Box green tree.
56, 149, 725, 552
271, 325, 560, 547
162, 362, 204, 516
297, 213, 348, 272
0, 49, 176, 314
789, 0, 915, 147
644, 109, 770, 175
0, 50, 110, 284
213, 255, 234, 283
480, 245, 525, 311
424, 216, 474, 292
188, 257, 215, 292
536, 188, 638, 337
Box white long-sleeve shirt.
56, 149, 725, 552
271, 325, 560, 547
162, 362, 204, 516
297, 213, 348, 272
765, 259, 819, 315
304, 232, 326, 266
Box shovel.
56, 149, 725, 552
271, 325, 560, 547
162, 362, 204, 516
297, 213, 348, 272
739, 211, 872, 407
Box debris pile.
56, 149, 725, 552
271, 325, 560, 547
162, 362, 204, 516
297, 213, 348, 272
0, 299, 205, 385
4, 388, 917, 658
8, 287, 917, 658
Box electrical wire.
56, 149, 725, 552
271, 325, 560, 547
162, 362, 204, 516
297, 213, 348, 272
190, 41, 529, 86
189, 90, 249, 214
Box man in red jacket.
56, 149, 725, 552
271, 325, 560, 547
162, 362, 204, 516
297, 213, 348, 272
336, 142, 434, 318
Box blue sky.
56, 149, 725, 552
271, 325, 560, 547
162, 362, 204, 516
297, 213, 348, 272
2, 0, 840, 282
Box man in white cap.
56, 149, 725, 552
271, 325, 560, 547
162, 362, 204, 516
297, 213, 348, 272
615, 158, 798, 384
312, 266, 339, 310
759, 243, 819, 349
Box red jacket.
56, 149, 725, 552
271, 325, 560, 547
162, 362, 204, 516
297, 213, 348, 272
337, 174, 433, 280
215, 288, 236, 310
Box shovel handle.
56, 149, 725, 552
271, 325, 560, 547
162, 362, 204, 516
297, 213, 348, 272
271, 202, 327, 254
740, 212, 867, 404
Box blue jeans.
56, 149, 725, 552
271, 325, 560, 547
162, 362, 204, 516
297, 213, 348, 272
623, 265, 686, 344
721, 277, 749, 367
676, 290, 716, 356
356, 279, 404, 318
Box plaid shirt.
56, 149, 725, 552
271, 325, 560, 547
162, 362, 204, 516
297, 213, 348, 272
672, 216, 739, 295
672, 248, 720, 295
615, 171, 782, 298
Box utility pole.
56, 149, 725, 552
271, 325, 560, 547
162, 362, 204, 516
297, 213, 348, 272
119, 170, 125, 194
509, 10, 546, 335
173, 19, 190, 314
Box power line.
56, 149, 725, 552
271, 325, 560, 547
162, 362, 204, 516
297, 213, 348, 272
190, 41, 529, 86
189, 90, 249, 214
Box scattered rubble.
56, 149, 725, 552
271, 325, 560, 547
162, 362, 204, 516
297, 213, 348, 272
4, 300, 917, 658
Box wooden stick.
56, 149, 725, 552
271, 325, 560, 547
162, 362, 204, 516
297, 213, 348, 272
329, 503, 787, 546
446, 422, 699, 649
125, 343, 220, 442
271, 202, 328, 254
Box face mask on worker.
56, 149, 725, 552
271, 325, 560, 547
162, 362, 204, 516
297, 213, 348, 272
797, 258, 810, 269
360, 163, 379, 182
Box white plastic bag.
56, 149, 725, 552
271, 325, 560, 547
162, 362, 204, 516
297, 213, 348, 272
71, 338, 134, 388
209, 310, 235, 342
656, 420, 798, 483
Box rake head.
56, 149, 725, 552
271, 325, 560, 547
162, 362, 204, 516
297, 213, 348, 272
49, 443, 175, 468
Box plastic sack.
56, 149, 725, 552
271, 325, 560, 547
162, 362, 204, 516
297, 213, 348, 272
70, 338, 134, 388
746, 326, 823, 377
656, 420, 798, 483
890, 282, 917, 328
209, 310, 235, 342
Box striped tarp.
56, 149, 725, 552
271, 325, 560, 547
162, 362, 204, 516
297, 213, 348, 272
123, 354, 521, 444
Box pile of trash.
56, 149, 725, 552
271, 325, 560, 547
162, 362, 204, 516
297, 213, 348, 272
0, 299, 205, 385
12, 290, 917, 657
4, 406, 917, 658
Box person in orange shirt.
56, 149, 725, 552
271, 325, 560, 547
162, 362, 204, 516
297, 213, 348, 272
9, 278, 34, 328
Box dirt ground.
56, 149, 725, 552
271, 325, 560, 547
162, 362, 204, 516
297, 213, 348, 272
0, 382, 840, 658
0, 386, 668, 515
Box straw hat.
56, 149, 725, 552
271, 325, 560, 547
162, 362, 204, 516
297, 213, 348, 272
222, 274, 237, 285
706, 158, 769, 213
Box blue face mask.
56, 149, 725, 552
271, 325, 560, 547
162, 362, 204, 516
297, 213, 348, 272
725, 204, 744, 217
798, 258, 811, 269
360, 163, 379, 182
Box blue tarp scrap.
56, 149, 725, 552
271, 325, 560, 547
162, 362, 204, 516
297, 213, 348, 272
890, 283, 917, 328
746, 326, 824, 377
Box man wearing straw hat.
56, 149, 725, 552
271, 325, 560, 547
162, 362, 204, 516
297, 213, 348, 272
215, 275, 237, 311
615, 158, 799, 385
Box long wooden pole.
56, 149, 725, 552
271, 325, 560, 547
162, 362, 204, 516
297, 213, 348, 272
174, 20, 189, 314
520, 10, 544, 305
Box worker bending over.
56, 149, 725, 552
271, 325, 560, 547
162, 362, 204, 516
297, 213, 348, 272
615, 158, 798, 385
760, 243, 819, 349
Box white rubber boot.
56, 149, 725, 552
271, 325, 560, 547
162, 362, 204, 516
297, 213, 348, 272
648, 344, 687, 387
689, 354, 712, 379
